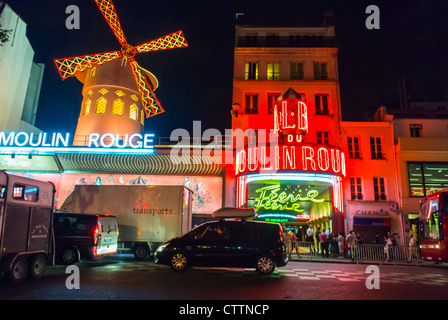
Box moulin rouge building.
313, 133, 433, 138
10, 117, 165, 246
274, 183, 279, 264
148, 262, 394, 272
229, 22, 402, 243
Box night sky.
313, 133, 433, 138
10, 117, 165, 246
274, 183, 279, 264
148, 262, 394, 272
7, 0, 448, 137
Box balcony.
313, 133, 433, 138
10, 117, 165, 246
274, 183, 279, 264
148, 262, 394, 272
236, 35, 336, 48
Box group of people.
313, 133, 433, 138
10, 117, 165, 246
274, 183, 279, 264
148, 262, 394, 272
284, 225, 419, 263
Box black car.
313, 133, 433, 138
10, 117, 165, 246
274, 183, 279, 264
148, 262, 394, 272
155, 208, 287, 274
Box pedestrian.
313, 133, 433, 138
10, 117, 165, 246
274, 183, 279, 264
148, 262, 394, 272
346, 231, 357, 260
290, 229, 300, 258
384, 235, 393, 262
330, 231, 339, 258
374, 234, 381, 245
319, 229, 329, 258
356, 232, 363, 244
407, 232, 418, 262
284, 228, 292, 259
315, 228, 321, 255
306, 225, 314, 242
338, 232, 345, 258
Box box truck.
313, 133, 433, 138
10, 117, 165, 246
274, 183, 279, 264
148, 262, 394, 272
0, 171, 56, 281
59, 185, 193, 259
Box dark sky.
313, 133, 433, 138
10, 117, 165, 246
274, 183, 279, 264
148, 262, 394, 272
8, 0, 448, 137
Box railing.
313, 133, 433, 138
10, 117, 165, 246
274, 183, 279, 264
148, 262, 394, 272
351, 244, 422, 265
284, 242, 423, 265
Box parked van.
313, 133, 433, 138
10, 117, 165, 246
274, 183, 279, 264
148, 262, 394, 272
155, 208, 288, 274
54, 212, 118, 264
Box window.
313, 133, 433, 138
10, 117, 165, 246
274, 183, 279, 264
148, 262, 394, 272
12, 184, 39, 202
313, 62, 327, 80
315, 94, 329, 115
370, 137, 384, 159
408, 162, 448, 197
84, 100, 91, 116
130, 104, 138, 120
115, 90, 125, 97
98, 88, 108, 95
410, 124, 422, 137
198, 223, 228, 241
95, 97, 107, 114
112, 99, 124, 116
373, 177, 387, 201
141, 110, 145, 126
290, 62, 304, 80
347, 136, 361, 158
0, 185, 5, 198
245, 93, 259, 114
419, 199, 443, 241
90, 67, 96, 77
317, 131, 329, 144
350, 177, 363, 200
267, 62, 280, 80
245, 62, 258, 80
267, 93, 280, 114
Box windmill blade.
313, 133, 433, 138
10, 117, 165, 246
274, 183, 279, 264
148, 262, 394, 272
135, 30, 188, 54
128, 59, 164, 118
95, 0, 128, 46
54, 50, 122, 79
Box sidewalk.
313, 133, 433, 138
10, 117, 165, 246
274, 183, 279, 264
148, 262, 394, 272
288, 254, 448, 268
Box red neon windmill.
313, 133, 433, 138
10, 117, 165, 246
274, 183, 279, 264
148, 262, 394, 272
54, 0, 188, 118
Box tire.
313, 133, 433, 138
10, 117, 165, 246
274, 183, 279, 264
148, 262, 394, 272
9, 256, 28, 282
170, 252, 189, 272
134, 245, 150, 260
29, 254, 47, 280
62, 248, 78, 265
256, 255, 275, 275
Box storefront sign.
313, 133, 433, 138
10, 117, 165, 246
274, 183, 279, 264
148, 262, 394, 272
0, 131, 154, 152
355, 209, 389, 216
0, 155, 60, 172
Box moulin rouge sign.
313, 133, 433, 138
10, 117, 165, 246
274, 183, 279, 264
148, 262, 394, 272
235, 92, 346, 177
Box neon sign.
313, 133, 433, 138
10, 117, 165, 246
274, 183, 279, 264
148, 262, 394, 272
257, 213, 311, 222
254, 184, 325, 213
0, 132, 154, 154
236, 144, 346, 176
274, 100, 308, 143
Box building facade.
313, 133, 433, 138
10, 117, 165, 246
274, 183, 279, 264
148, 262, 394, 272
0, 3, 44, 133
231, 24, 346, 239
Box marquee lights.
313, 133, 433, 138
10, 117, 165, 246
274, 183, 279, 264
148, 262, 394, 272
254, 184, 325, 213
236, 144, 346, 176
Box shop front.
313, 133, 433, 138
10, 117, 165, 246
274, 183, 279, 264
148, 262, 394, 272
347, 201, 400, 244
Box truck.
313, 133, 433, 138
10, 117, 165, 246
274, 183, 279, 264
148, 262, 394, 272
59, 185, 193, 259
0, 171, 56, 282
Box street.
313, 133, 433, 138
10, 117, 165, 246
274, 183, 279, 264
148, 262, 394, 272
1, 254, 448, 301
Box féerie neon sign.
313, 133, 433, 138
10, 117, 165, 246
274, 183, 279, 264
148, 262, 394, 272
254, 184, 324, 213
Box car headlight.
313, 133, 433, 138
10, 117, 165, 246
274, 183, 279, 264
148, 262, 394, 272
156, 243, 169, 252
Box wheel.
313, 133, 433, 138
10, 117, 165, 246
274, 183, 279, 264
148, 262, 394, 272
170, 252, 188, 272
134, 245, 150, 260
9, 256, 28, 282
62, 248, 78, 265
256, 255, 275, 275
29, 254, 47, 279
